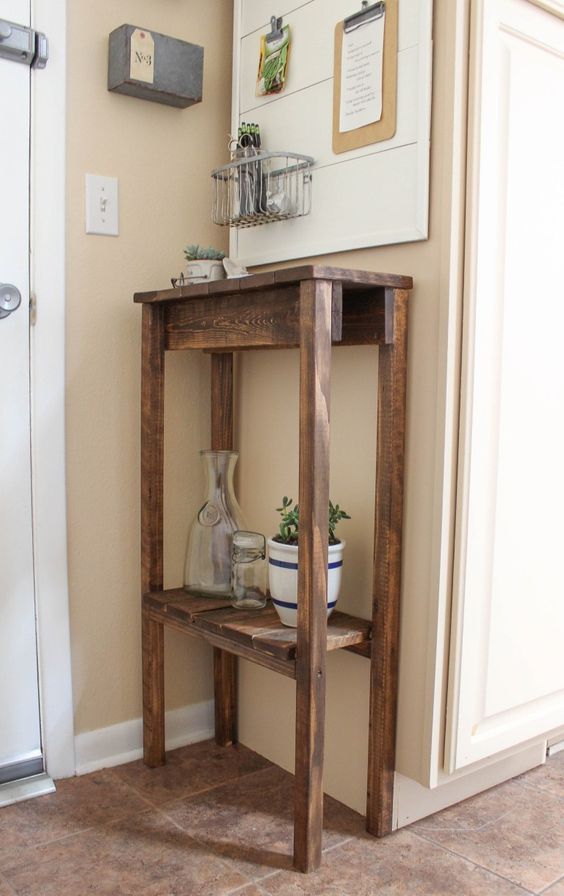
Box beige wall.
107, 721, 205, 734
66, 0, 458, 815
66, 0, 234, 735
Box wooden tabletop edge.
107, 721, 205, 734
133, 267, 413, 302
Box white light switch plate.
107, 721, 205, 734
85, 174, 119, 236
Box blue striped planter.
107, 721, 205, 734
267, 538, 346, 628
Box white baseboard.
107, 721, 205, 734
73, 700, 214, 777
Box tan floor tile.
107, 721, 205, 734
112, 740, 272, 806
411, 779, 524, 833
3, 808, 250, 896
260, 830, 531, 895
2, 827, 96, 878
162, 765, 364, 881
0, 874, 15, 895
411, 786, 564, 893
543, 876, 564, 895
0, 769, 150, 868
227, 887, 269, 896
516, 752, 564, 799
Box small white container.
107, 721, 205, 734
185, 259, 225, 284
267, 538, 346, 628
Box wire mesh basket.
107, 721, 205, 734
211, 150, 313, 228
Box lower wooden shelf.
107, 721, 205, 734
144, 589, 372, 680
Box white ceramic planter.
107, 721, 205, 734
267, 538, 346, 627
185, 259, 226, 284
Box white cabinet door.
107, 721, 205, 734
0, 0, 43, 783
446, 0, 564, 771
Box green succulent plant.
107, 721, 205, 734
184, 244, 226, 262
274, 496, 351, 546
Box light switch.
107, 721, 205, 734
85, 174, 119, 236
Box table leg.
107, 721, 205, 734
367, 288, 408, 835
141, 304, 166, 766
293, 279, 332, 873
211, 352, 238, 746
142, 608, 165, 766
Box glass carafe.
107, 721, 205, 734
184, 450, 246, 595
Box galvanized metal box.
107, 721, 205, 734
108, 24, 203, 109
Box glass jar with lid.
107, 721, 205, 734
231, 530, 267, 609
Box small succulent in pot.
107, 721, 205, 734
184, 244, 226, 262
268, 496, 351, 627
183, 244, 226, 284
274, 496, 350, 545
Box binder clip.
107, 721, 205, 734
266, 15, 284, 42
344, 0, 385, 33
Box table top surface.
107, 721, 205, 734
134, 265, 413, 304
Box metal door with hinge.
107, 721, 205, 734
0, 0, 48, 790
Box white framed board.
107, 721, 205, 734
230, 0, 433, 266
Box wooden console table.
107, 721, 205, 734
135, 265, 412, 873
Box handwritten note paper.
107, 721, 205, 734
339, 14, 385, 133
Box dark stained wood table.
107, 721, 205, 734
135, 265, 412, 873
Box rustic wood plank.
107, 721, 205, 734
141, 305, 165, 594
141, 304, 166, 767
134, 273, 277, 305
211, 353, 234, 448
193, 606, 371, 660
340, 289, 387, 346
384, 287, 395, 345
135, 282, 210, 303
144, 591, 371, 659
332, 282, 343, 343
210, 352, 238, 748
191, 605, 284, 647
182, 272, 277, 298
134, 267, 413, 304
165, 288, 300, 351
302, 612, 371, 652
275, 266, 413, 290
367, 288, 409, 837
293, 279, 332, 874
229, 271, 276, 293
175, 287, 388, 353
203, 277, 243, 295
214, 647, 238, 746
254, 611, 371, 659
144, 591, 372, 661
142, 606, 165, 767
143, 589, 232, 621
148, 610, 297, 679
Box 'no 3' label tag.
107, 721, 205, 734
130, 29, 154, 84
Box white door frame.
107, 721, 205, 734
31, 0, 75, 780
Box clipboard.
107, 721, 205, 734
332, 0, 398, 155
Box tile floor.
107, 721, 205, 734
0, 742, 562, 895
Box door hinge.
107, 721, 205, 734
0, 19, 48, 68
